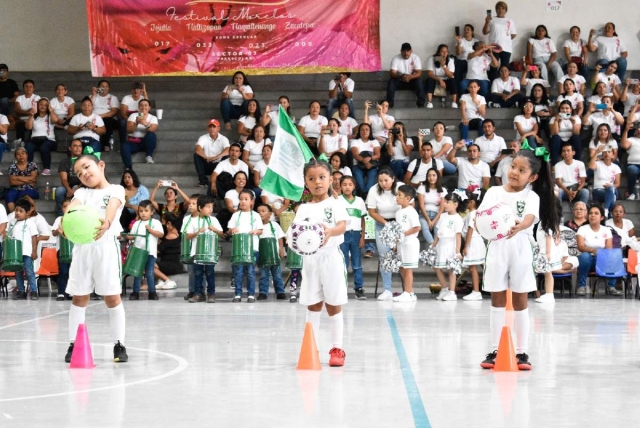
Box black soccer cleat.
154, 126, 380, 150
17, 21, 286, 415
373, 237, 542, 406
113, 341, 128, 363
65, 343, 74, 363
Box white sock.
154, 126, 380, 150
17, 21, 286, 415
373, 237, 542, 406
108, 303, 126, 345
490, 306, 506, 351
306, 310, 321, 345
329, 312, 344, 349
514, 308, 530, 354
69, 304, 86, 343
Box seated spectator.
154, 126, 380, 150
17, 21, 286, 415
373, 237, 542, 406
591, 62, 622, 102
50, 83, 75, 129
588, 145, 620, 217
527, 25, 563, 84
220, 71, 254, 131
154, 213, 183, 290
530, 83, 554, 139
237, 99, 261, 143
429, 121, 456, 176
513, 99, 542, 148
576, 205, 616, 295
364, 99, 394, 145
25, 98, 58, 175
583, 96, 624, 139
329, 152, 352, 177
447, 141, 491, 190
475, 119, 506, 169
260, 190, 290, 221
6, 148, 39, 212
425, 44, 458, 109
488, 65, 524, 108
482, 1, 517, 81
587, 81, 608, 110
588, 123, 618, 162
327, 72, 355, 119
556, 79, 584, 117
494, 140, 520, 185
261, 96, 294, 140
460, 42, 498, 97
520, 65, 551, 97
454, 24, 479, 85
620, 80, 640, 119
404, 141, 444, 188
550, 101, 582, 164
459, 80, 486, 141
150, 180, 189, 223
319, 118, 348, 158
558, 62, 587, 96
121, 99, 158, 169
242, 124, 271, 169
120, 170, 150, 231
386, 122, 413, 180
210, 143, 249, 198
621, 119, 640, 199
564, 201, 588, 231
0, 111, 8, 162
350, 123, 381, 194
252, 144, 273, 189
336, 102, 358, 140
562, 26, 589, 78
118, 82, 148, 143
13, 79, 41, 144
224, 171, 249, 214
386, 42, 425, 108
193, 119, 230, 188
297, 101, 327, 155
67, 96, 105, 153
417, 168, 447, 246
91, 80, 119, 151
0, 63, 19, 117
555, 144, 588, 205
605, 204, 635, 245
587, 23, 628, 81
55, 139, 83, 216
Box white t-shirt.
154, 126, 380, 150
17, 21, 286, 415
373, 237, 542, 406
595, 73, 622, 94
260, 190, 286, 210
491, 76, 520, 94
559, 75, 586, 93
556, 93, 584, 111
52, 216, 64, 250
50, 96, 75, 119
130, 218, 163, 258
222, 85, 253, 106
120, 95, 142, 114
555, 159, 587, 187
475, 134, 506, 164
339, 166, 352, 176
625, 137, 640, 164
479, 185, 540, 235
369, 114, 394, 139
31, 115, 56, 140
214, 159, 249, 177
9, 212, 53, 239
329, 78, 355, 93
15, 94, 41, 121
417, 185, 447, 213
196, 133, 230, 158
350, 138, 380, 156
550, 116, 581, 140
260, 221, 285, 240
563, 38, 586, 58
253, 160, 269, 182
457, 37, 479, 61
127, 113, 158, 138
460, 94, 486, 120
426, 56, 455, 78
366, 182, 402, 220
71, 184, 125, 241
587, 112, 619, 138
529, 38, 557, 58
488, 17, 517, 52
185, 215, 223, 256
69, 113, 105, 140
337, 117, 358, 137
229, 210, 263, 249
577, 224, 612, 249
243, 138, 271, 165
237, 116, 257, 142
513, 115, 538, 140
523, 78, 550, 97
7, 218, 38, 256
429, 136, 453, 159
291, 197, 348, 249
388, 137, 414, 162
436, 212, 464, 239
390, 53, 422, 75
338, 195, 367, 232
462, 210, 479, 237
321, 134, 348, 154
92, 94, 119, 115
623, 92, 640, 117
396, 206, 420, 242
456, 158, 491, 189
605, 218, 634, 240
0, 114, 8, 143
266, 110, 295, 137
406, 158, 444, 184
466, 55, 491, 81
589, 139, 618, 160
591, 36, 627, 61
224, 189, 242, 211
298, 115, 328, 140
592, 160, 621, 189
496, 156, 513, 183
0, 204, 8, 243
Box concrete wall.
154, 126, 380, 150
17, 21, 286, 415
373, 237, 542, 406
1, 0, 638, 72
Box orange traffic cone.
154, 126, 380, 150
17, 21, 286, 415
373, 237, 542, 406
296, 322, 322, 370
69, 324, 96, 369
505, 289, 514, 311
493, 326, 519, 372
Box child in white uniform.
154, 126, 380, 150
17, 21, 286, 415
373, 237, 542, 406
462, 189, 486, 301
8, 199, 38, 300
432, 192, 465, 301
337, 176, 367, 299
392, 185, 421, 302
128, 200, 164, 301
64, 153, 127, 363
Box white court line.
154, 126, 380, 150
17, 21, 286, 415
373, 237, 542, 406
3, 413, 13, 419
0, 340, 189, 403
0, 302, 102, 332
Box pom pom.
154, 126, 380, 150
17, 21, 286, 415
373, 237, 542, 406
381, 251, 402, 273
380, 221, 404, 248
419, 247, 437, 267
447, 256, 463, 275
533, 245, 552, 273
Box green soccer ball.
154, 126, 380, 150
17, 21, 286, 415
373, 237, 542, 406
62, 205, 102, 244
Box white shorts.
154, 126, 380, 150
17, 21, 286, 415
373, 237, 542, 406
482, 234, 536, 293
66, 236, 123, 296
299, 247, 348, 306
398, 238, 419, 269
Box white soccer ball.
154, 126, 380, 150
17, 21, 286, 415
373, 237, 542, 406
289, 219, 325, 256
475, 202, 517, 241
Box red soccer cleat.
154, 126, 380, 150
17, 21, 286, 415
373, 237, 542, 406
329, 347, 346, 367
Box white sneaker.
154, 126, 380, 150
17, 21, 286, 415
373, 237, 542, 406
436, 288, 449, 300
451, 102, 458, 109
443, 290, 458, 301
535, 292, 555, 303
155, 280, 166, 289
426, 102, 434, 109
393, 291, 416, 302
163, 279, 177, 289
146, 156, 155, 164
377, 290, 393, 301
628, 194, 636, 200
463, 291, 483, 301
7, 279, 16, 291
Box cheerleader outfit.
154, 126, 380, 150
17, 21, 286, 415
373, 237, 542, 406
433, 212, 464, 269
462, 210, 486, 266
536, 228, 562, 272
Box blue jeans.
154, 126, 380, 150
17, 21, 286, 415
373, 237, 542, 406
374, 222, 392, 292
418, 211, 438, 245
233, 251, 258, 296
78, 137, 101, 154
188, 263, 195, 293
55, 186, 69, 216
0, 97, 10, 115
26, 137, 56, 170
386, 78, 426, 107
133, 255, 157, 293
5, 188, 39, 205
577, 252, 614, 288
489, 92, 525, 108
550, 135, 582, 166
327, 97, 355, 119
352, 164, 378, 195
340, 230, 364, 289
57, 254, 70, 295
390, 160, 409, 180
441, 159, 457, 176
220, 99, 248, 124
120, 133, 157, 169
460, 79, 490, 98
523, 135, 538, 148
259, 265, 285, 295
558, 188, 589, 205
16, 256, 37, 293
194, 263, 216, 294
0, 142, 6, 164
626, 164, 640, 195
459, 118, 484, 141
595, 57, 627, 81
591, 187, 617, 214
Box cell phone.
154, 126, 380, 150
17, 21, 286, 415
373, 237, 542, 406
501, 149, 514, 155
434, 56, 444, 64
455, 26, 460, 37
161, 180, 172, 187
630, 79, 640, 85
595, 103, 607, 110
465, 139, 474, 146
486, 9, 492, 16
560, 113, 572, 119
528, 65, 538, 71
596, 28, 604, 35
419, 128, 431, 136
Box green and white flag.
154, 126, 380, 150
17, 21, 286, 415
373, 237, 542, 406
260, 105, 314, 201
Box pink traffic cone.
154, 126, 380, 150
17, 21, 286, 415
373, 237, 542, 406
69, 324, 96, 369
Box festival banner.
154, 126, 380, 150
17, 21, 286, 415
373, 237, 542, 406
86, 0, 381, 77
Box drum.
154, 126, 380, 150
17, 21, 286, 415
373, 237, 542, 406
194, 233, 219, 265
2, 238, 23, 272
180, 233, 194, 264
475, 202, 517, 241
279, 211, 296, 233
290, 220, 325, 256
259, 237, 280, 267
231, 233, 254, 265
285, 247, 303, 269
59, 236, 74, 263
123, 246, 148, 277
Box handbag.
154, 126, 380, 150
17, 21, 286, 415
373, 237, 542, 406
570, 56, 583, 65
433, 84, 447, 97
357, 150, 379, 169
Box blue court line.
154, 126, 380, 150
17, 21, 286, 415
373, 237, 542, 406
386, 310, 432, 428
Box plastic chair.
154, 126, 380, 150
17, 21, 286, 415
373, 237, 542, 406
536, 272, 574, 298
36, 247, 59, 296
627, 249, 639, 299
0, 270, 16, 297
591, 248, 629, 298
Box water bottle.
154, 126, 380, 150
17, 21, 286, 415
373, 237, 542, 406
44, 182, 50, 200
587, 184, 593, 200
109, 137, 115, 151
634, 182, 640, 200
51, 186, 57, 201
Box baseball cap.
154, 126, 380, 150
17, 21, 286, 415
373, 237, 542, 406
0, 64, 8, 71
401, 43, 412, 51
208, 119, 220, 127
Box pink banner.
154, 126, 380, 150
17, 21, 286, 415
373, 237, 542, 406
87, 0, 380, 77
